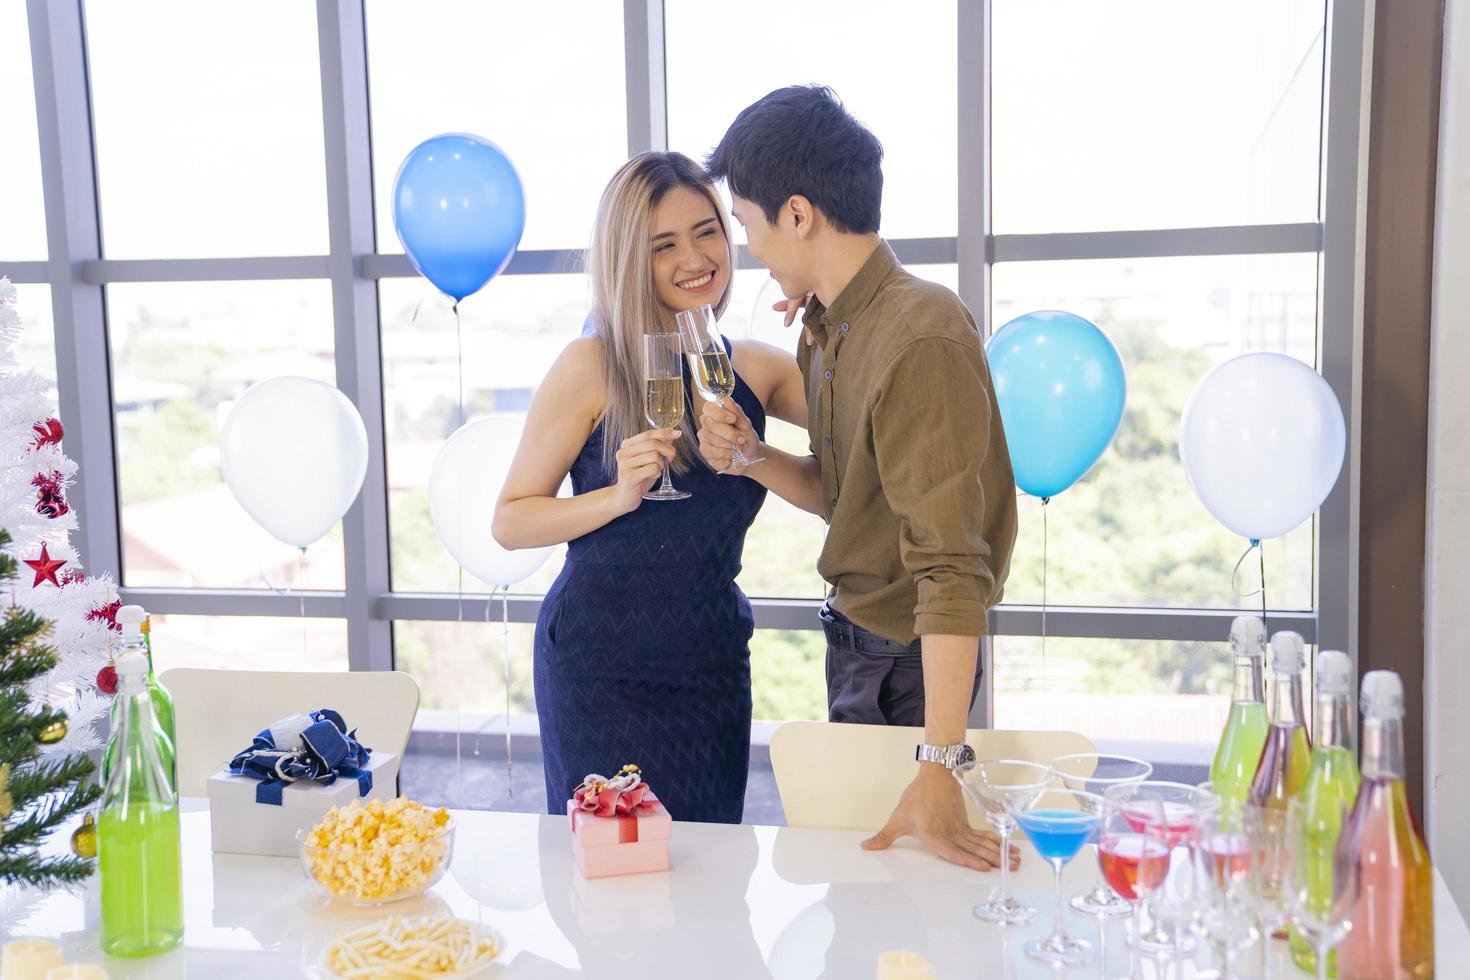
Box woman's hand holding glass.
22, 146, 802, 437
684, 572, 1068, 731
612, 428, 681, 514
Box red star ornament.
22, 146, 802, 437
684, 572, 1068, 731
24, 543, 67, 587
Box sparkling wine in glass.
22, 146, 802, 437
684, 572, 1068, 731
676, 304, 764, 473
1050, 752, 1153, 918
642, 332, 690, 501
953, 759, 1053, 925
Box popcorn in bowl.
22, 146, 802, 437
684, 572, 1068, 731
299, 797, 454, 904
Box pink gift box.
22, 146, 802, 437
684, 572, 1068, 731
568, 794, 672, 878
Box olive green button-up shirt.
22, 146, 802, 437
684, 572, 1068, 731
798, 242, 1018, 645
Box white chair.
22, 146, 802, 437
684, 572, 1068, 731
769, 720, 1095, 831
159, 668, 420, 798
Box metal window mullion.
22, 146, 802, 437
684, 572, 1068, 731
1, 261, 50, 284
1315, 0, 1370, 663
623, 0, 667, 156
28, 0, 122, 581
958, 0, 994, 727
118, 586, 347, 618
993, 223, 1324, 263
317, 0, 392, 672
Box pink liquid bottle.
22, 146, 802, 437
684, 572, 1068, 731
1334, 670, 1434, 978
1248, 630, 1313, 810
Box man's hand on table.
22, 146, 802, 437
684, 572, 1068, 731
860, 764, 1020, 872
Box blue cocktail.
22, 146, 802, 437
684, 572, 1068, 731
1008, 788, 1105, 966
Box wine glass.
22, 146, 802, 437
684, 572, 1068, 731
1051, 753, 1153, 918
675, 304, 764, 472
641, 332, 690, 501
1283, 796, 1352, 980
953, 759, 1054, 924
1007, 788, 1104, 966
1102, 782, 1214, 958
1244, 804, 1290, 977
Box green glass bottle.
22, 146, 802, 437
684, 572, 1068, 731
99, 648, 183, 957
1289, 650, 1361, 976
139, 611, 175, 745
103, 606, 175, 791
1209, 615, 1269, 808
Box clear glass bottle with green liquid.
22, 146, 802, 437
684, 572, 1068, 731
103, 606, 175, 790
1289, 650, 1360, 976
140, 612, 175, 745
1209, 615, 1269, 808
99, 648, 183, 957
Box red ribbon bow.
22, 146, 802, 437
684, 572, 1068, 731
574, 774, 654, 818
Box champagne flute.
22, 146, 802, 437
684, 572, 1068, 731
1245, 803, 1291, 977
642, 332, 690, 501
1051, 752, 1153, 917
953, 759, 1053, 925
675, 304, 764, 472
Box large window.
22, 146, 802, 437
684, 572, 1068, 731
13, 0, 1356, 784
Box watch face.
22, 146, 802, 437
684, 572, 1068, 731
954, 744, 976, 768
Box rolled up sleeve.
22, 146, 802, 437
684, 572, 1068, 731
871, 337, 998, 637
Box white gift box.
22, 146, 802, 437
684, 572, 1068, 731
207, 751, 399, 858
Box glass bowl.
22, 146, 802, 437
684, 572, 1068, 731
297, 817, 456, 906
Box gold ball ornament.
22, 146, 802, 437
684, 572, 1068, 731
38, 717, 67, 744
71, 813, 97, 859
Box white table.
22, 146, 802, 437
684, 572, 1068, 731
4, 800, 1467, 978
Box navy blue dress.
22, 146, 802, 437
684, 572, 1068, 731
534, 341, 767, 824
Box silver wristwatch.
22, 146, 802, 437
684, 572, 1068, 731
915, 742, 976, 770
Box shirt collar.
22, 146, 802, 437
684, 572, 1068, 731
803, 240, 897, 345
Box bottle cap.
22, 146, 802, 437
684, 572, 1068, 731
116, 604, 146, 641
116, 650, 149, 682
1269, 631, 1305, 672
1230, 615, 1266, 654
1316, 650, 1353, 695
1361, 670, 1404, 719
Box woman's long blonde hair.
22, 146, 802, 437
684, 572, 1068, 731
585, 151, 734, 476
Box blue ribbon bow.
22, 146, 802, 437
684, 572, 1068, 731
227, 708, 373, 806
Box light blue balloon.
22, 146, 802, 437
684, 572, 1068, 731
986, 310, 1127, 499
393, 134, 525, 303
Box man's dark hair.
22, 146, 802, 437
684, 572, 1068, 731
706, 85, 883, 235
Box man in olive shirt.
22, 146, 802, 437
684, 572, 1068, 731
699, 86, 1019, 872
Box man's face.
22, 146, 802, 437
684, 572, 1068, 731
730, 194, 811, 299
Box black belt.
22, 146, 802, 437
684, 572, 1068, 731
819, 602, 922, 656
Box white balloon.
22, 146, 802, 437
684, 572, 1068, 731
1179, 352, 1346, 541
429, 416, 559, 588
219, 377, 368, 548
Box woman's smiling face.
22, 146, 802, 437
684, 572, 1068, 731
650, 186, 731, 314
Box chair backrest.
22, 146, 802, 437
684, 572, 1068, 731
769, 720, 1095, 831
159, 668, 421, 798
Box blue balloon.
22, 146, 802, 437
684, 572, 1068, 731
392, 134, 525, 302
986, 310, 1127, 499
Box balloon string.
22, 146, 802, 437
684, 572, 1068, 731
454, 302, 465, 432
1041, 496, 1049, 691
1231, 538, 1268, 637
297, 546, 307, 663
501, 586, 513, 801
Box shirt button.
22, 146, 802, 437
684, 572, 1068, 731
823, 436, 832, 448
830, 498, 838, 510
840, 322, 850, 332
824, 369, 834, 380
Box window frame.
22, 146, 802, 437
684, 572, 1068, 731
20, 0, 1363, 747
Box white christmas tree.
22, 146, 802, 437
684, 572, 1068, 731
0, 276, 120, 755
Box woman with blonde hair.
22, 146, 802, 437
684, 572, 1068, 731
493, 151, 805, 823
